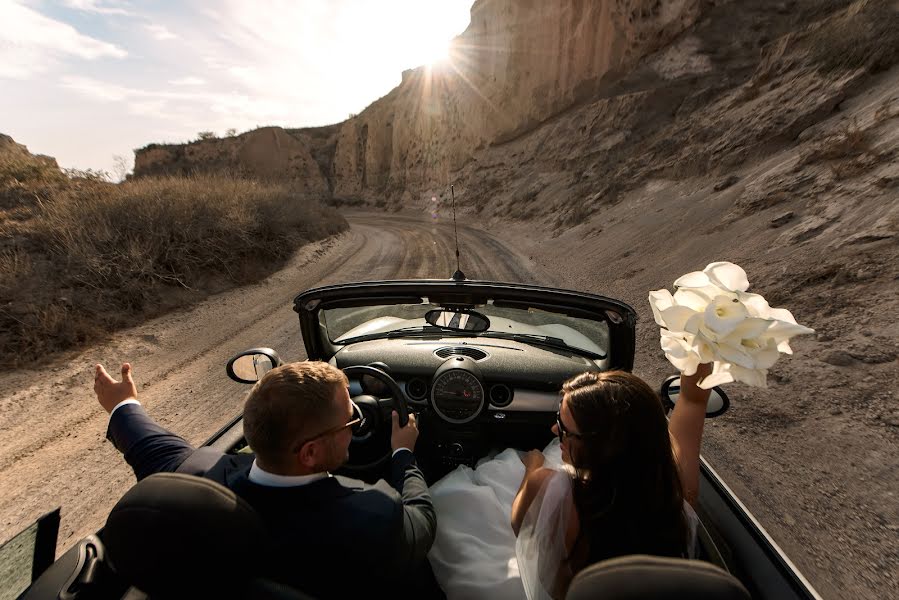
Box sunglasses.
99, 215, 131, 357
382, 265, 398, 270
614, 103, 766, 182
294, 401, 365, 451
555, 410, 589, 441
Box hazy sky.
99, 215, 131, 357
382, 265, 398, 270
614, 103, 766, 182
0, 0, 473, 175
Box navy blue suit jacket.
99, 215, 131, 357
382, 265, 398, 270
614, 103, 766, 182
106, 403, 437, 598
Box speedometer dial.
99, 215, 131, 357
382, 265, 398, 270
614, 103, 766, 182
431, 369, 485, 424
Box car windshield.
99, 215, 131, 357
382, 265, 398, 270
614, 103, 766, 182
322, 300, 609, 357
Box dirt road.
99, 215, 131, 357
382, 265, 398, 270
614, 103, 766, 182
2, 209, 894, 600
0, 212, 542, 554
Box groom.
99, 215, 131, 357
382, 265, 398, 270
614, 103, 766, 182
95, 361, 438, 599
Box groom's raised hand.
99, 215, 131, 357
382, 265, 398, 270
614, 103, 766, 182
94, 362, 139, 414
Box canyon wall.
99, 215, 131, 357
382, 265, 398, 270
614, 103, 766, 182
133, 126, 337, 195
133, 0, 704, 202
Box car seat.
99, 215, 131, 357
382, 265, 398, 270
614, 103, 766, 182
102, 472, 313, 599
565, 553, 750, 599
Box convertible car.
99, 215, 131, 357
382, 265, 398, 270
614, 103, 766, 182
5, 276, 822, 599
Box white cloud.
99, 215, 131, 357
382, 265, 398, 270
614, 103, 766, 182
5, 0, 475, 174
61, 75, 294, 125
0, 1, 126, 79
169, 76, 205, 86
63, 0, 133, 16
61, 75, 131, 101
144, 24, 175, 41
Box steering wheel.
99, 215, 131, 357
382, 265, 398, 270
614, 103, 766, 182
340, 365, 410, 472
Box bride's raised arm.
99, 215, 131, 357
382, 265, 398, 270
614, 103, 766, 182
651, 262, 814, 509
668, 363, 712, 507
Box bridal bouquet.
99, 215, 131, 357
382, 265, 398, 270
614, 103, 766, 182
649, 262, 814, 389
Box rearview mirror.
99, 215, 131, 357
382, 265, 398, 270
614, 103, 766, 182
660, 375, 730, 418
226, 348, 282, 383
425, 309, 490, 332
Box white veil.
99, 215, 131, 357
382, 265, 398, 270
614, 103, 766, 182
514, 468, 575, 600
514, 439, 701, 599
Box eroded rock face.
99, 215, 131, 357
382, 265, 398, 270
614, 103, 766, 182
133, 0, 704, 200
134, 127, 332, 195
332, 0, 703, 201
0, 134, 59, 169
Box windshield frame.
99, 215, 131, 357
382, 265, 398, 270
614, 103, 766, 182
324, 301, 610, 358
294, 279, 636, 369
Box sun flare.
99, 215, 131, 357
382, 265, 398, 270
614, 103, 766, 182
376, 2, 467, 70
419, 38, 450, 66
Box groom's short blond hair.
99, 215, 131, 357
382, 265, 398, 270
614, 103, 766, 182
242, 361, 348, 465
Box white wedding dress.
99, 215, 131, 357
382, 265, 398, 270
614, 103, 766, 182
427, 438, 698, 600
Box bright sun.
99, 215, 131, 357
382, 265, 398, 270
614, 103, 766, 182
384, 2, 465, 69
420, 39, 450, 66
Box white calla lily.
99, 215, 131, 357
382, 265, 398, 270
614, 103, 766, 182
723, 317, 773, 341
744, 336, 781, 369
658, 305, 700, 333
737, 292, 773, 318
703, 296, 749, 336
698, 362, 735, 389
766, 319, 816, 341
672, 271, 710, 288
660, 330, 701, 376
690, 334, 717, 363
651, 261, 814, 389
727, 364, 769, 388
704, 262, 750, 292
684, 313, 704, 335
648, 289, 675, 326
715, 340, 757, 369
673, 286, 723, 311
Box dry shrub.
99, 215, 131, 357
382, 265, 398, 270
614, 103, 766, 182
0, 173, 346, 363
800, 120, 872, 165
874, 96, 899, 121
807, 0, 899, 73
0, 155, 67, 211
0, 155, 65, 188
830, 154, 880, 180
799, 112, 894, 179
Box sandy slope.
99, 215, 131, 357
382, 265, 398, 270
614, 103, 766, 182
480, 84, 899, 598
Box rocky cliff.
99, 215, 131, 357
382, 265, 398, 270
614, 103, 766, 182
134, 0, 704, 201
0, 134, 59, 170
134, 125, 338, 194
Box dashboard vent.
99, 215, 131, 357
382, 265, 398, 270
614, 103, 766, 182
406, 378, 428, 401
434, 346, 488, 361
489, 384, 514, 407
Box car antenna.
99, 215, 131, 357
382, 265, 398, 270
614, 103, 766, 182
450, 184, 466, 281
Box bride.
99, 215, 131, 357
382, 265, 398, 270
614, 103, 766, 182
427, 364, 711, 600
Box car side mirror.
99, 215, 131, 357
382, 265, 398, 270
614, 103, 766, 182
226, 348, 283, 383
425, 309, 490, 332
660, 375, 730, 418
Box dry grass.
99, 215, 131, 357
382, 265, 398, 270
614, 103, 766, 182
0, 159, 346, 363
801, 119, 872, 165
798, 96, 896, 179
807, 0, 899, 73
874, 96, 899, 122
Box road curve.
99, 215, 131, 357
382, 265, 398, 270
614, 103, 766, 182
0, 211, 541, 553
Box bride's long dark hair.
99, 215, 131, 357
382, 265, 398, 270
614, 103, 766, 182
563, 370, 688, 569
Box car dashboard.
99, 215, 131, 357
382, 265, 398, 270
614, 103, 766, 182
333, 336, 604, 480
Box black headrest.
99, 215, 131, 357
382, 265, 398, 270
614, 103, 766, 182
102, 472, 268, 597
566, 555, 751, 600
